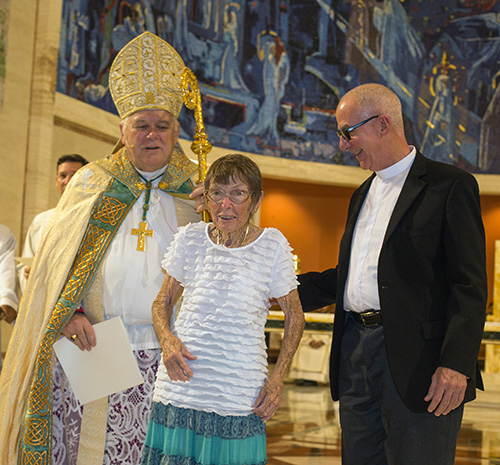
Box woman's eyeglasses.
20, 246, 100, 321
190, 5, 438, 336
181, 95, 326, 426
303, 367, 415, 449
205, 190, 253, 205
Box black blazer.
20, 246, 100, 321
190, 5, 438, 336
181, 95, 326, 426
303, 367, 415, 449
298, 152, 487, 413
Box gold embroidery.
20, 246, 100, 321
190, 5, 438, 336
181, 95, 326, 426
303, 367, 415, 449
145, 91, 156, 104
26, 305, 73, 419
109, 32, 185, 119
24, 418, 48, 446
26, 374, 51, 416
62, 225, 111, 303
20, 450, 48, 465
96, 147, 196, 197
47, 302, 71, 333
94, 196, 128, 226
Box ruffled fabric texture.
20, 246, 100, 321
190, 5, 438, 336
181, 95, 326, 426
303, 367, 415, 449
153, 222, 298, 416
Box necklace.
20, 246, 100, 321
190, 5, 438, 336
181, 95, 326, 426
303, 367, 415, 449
131, 171, 165, 251
216, 224, 250, 248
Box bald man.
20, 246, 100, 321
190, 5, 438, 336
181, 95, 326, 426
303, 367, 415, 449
298, 83, 487, 465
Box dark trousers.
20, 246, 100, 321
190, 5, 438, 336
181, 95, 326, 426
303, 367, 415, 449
338, 312, 464, 465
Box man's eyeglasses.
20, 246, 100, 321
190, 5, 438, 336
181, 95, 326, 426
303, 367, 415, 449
337, 115, 380, 141
206, 189, 253, 205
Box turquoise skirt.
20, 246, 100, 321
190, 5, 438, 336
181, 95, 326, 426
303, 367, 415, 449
141, 402, 267, 465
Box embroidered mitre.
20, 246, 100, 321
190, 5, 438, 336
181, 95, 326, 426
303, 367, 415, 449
109, 31, 186, 119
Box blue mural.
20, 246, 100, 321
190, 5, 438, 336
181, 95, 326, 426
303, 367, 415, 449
57, 0, 500, 174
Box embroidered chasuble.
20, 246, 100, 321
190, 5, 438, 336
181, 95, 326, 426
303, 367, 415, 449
0, 146, 198, 465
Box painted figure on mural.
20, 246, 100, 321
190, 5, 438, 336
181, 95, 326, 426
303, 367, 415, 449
248, 34, 290, 145
112, 1, 155, 51
421, 10, 500, 171
174, 0, 193, 60
479, 72, 500, 173
219, 3, 249, 92
420, 52, 456, 164
343, 0, 379, 81
156, 14, 175, 44
373, 0, 424, 87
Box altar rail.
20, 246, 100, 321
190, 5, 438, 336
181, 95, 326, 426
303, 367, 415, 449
266, 311, 500, 344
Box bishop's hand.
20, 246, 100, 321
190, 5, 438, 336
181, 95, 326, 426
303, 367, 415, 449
61, 312, 96, 351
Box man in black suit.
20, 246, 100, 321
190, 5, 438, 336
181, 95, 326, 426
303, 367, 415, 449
298, 83, 487, 465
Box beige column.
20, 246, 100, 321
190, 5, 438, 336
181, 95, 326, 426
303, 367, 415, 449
0, 0, 36, 239
21, 0, 63, 240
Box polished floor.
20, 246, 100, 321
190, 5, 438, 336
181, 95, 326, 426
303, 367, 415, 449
266, 372, 500, 465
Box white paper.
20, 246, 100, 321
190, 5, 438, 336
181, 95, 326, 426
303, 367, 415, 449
53, 317, 144, 405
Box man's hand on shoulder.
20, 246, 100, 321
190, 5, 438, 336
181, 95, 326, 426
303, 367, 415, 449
189, 181, 207, 214
424, 366, 467, 416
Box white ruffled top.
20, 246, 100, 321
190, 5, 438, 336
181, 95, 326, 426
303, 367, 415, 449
153, 221, 298, 416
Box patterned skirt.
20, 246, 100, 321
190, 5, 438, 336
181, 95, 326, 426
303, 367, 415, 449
141, 403, 267, 465
52, 348, 160, 465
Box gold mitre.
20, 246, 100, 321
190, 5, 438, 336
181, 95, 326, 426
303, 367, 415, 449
109, 31, 185, 119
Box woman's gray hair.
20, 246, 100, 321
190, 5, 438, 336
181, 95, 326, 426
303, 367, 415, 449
205, 154, 263, 208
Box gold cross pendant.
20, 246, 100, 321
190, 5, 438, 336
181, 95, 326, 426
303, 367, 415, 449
131, 222, 154, 251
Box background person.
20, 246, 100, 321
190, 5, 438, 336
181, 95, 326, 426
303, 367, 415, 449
0, 225, 18, 371
20, 154, 88, 288
141, 154, 305, 465
298, 83, 487, 465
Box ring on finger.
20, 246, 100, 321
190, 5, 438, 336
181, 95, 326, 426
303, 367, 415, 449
70, 334, 78, 342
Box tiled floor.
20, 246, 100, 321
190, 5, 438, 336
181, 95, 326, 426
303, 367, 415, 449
267, 372, 500, 465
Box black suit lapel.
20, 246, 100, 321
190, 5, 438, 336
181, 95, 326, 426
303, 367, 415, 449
383, 152, 427, 246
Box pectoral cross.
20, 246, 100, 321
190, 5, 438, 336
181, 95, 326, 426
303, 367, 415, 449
131, 222, 154, 251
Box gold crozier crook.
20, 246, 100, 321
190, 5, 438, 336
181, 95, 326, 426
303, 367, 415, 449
180, 68, 212, 223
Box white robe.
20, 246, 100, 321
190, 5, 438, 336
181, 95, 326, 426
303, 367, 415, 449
0, 225, 18, 371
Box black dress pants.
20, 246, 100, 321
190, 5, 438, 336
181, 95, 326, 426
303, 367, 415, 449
338, 312, 463, 465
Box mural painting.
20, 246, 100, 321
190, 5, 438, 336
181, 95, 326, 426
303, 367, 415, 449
57, 0, 500, 174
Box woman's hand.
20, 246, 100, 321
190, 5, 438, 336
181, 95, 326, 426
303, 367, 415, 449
152, 273, 194, 381
252, 289, 305, 421
161, 332, 197, 382
252, 372, 284, 421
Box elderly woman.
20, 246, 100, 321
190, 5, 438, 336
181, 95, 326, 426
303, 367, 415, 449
141, 154, 305, 465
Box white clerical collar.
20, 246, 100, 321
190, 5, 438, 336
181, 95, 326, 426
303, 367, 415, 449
376, 146, 416, 181
136, 166, 167, 181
